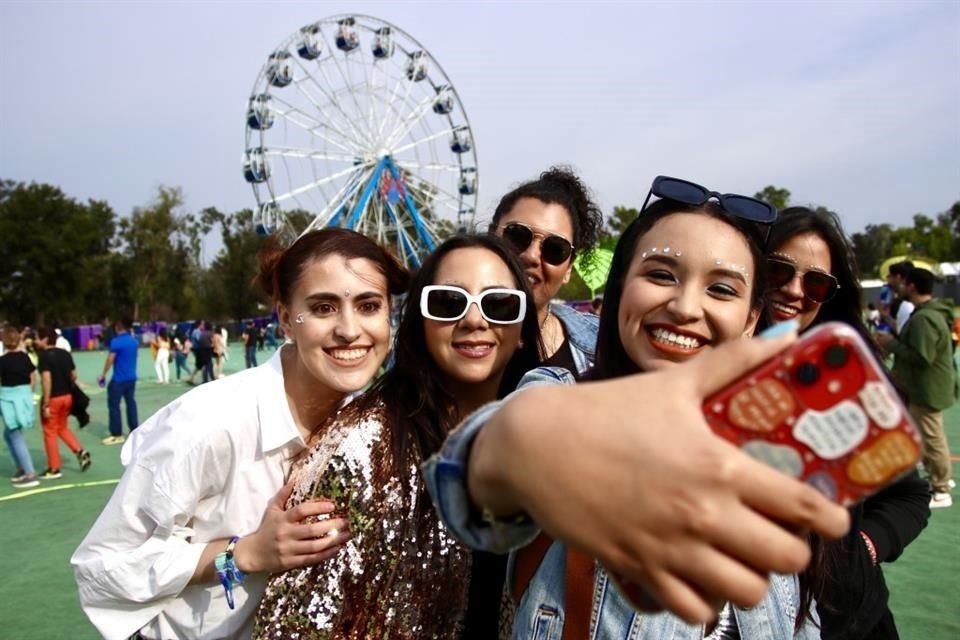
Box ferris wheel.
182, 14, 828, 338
243, 15, 479, 267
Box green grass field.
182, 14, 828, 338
0, 347, 958, 638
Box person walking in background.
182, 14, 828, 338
877, 267, 958, 509
172, 330, 192, 381
0, 325, 40, 488
242, 321, 258, 369
54, 326, 72, 352
212, 325, 226, 379
152, 328, 171, 384
99, 317, 139, 446
36, 327, 91, 478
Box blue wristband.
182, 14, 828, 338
214, 536, 245, 610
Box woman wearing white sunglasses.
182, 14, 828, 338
253, 234, 542, 639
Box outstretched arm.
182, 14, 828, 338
463, 331, 850, 624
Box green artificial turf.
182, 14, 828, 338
0, 348, 957, 638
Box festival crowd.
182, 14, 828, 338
2, 168, 957, 639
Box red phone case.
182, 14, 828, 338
702, 321, 921, 506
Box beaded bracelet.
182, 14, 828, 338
214, 536, 245, 610
859, 531, 878, 566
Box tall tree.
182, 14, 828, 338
116, 186, 194, 321
204, 209, 269, 323
754, 186, 791, 211
0, 181, 116, 325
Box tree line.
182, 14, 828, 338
556, 186, 960, 300
2, 178, 957, 326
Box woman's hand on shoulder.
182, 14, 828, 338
471, 332, 850, 624
235, 480, 351, 574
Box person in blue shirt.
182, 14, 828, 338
99, 317, 139, 445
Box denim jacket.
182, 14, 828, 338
424, 368, 820, 639
550, 303, 599, 376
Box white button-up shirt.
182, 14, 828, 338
72, 350, 305, 640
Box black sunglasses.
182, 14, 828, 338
499, 222, 574, 266
641, 176, 777, 242
766, 258, 840, 303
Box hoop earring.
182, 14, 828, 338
295, 313, 305, 324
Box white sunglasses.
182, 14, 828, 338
420, 285, 527, 325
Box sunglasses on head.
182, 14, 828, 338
641, 175, 777, 242
766, 258, 840, 303
499, 222, 574, 266
421, 285, 527, 324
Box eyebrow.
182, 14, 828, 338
438, 281, 516, 292
303, 291, 385, 304
643, 254, 749, 284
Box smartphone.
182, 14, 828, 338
702, 321, 921, 506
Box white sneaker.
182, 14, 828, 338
949, 479, 957, 490
930, 492, 953, 509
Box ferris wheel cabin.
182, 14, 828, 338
255, 202, 280, 235
406, 51, 428, 82
243, 148, 270, 184
246, 94, 274, 130
298, 24, 322, 59
450, 127, 472, 153
458, 168, 477, 195
372, 27, 395, 59
336, 18, 360, 52
266, 51, 293, 88
433, 86, 455, 114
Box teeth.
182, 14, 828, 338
651, 328, 702, 350
329, 348, 368, 361
456, 344, 490, 352
771, 302, 798, 316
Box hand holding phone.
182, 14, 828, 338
97, 375, 106, 388
703, 322, 920, 506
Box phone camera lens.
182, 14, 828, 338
794, 362, 820, 386
824, 344, 849, 369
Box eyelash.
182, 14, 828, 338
309, 301, 383, 316
645, 269, 741, 298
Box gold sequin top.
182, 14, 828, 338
253, 400, 471, 640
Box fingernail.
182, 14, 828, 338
759, 320, 798, 339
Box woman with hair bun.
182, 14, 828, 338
490, 166, 604, 376
72, 228, 408, 640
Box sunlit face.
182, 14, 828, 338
278, 255, 391, 394
496, 198, 574, 313
765, 231, 833, 332
424, 247, 524, 392
618, 213, 760, 372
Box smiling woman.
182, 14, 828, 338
424, 178, 854, 639
253, 234, 542, 638
71, 228, 408, 640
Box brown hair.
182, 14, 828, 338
2, 325, 21, 351
254, 228, 409, 306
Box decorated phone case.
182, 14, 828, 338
703, 321, 921, 506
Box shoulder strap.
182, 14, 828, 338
512, 532, 597, 638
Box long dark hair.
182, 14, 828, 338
592, 199, 768, 381
763, 207, 882, 631
759, 206, 873, 349
489, 166, 604, 257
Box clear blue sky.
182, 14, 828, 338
1, 0, 958, 236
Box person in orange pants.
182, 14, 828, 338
37, 328, 91, 478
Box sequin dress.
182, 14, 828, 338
253, 401, 471, 639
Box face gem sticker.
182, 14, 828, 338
793, 400, 868, 460
806, 471, 838, 502
728, 379, 795, 432
858, 382, 902, 429
742, 441, 804, 478
847, 431, 919, 487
